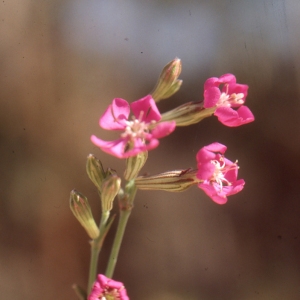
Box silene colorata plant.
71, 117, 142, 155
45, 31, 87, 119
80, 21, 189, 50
69, 58, 255, 300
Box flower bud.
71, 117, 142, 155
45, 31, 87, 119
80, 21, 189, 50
151, 58, 182, 102
124, 151, 148, 181
135, 169, 199, 192
101, 175, 121, 212
86, 154, 106, 192
69, 190, 100, 239
159, 79, 182, 99
160, 101, 216, 126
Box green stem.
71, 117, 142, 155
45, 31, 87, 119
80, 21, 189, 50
105, 181, 136, 278
87, 211, 110, 294
105, 209, 131, 278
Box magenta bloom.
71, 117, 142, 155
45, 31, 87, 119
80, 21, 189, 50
88, 274, 129, 300
196, 142, 245, 204
204, 74, 254, 127
91, 95, 176, 158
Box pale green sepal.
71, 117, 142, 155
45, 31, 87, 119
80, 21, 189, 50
86, 154, 106, 193
69, 190, 100, 239
124, 151, 148, 181
135, 169, 199, 192
161, 102, 216, 126
101, 175, 121, 212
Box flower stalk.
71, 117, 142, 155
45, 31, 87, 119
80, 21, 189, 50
87, 213, 116, 294
105, 181, 137, 278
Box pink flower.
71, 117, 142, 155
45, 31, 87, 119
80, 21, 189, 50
88, 274, 129, 300
196, 142, 245, 204
204, 74, 254, 127
91, 95, 176, 158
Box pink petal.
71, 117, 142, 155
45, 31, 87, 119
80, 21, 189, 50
196, 143, 227, 180
88, 274, 129, 300
198, 182, 228, 204
91, 135, 129, 158
198, 179, 244, 204
119, 289, 130, 300
204, 87, 221, 108
236, 105, 255, 121
196, 147, 216, 163
204, 77, 219, 89
98, 274, 123, 290
224, 179, 245, 196
131, 138, 159, 154
223, 159, 238, 182
214, 105, 254, 127
109, 138, 159, 158
227, 83, 248, 99
196, 161, 216, 180
151, 121, 176, 139
218, 73, 236, 84
202, 142, 227, 154
196, 142, 226, 163
99, 98, 130, 130
130, 95, 161, 123
204, 74, 236, 90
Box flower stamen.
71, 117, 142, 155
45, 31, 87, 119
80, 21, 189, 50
217, 84, 245, 107
210, 157, 239, 191
121, 116, 152, 141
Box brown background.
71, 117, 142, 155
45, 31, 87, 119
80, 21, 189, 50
1, 1, 300, 299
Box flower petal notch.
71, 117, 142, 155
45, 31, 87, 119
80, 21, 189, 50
88, 274, 129, 300
204, 74, 254, 127
196, 142, 245, 204
91, 95, 176, 158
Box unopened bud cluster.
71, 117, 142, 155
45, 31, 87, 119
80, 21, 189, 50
86, 154, 121, 212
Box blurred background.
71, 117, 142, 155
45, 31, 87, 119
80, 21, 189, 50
1, 1, 300, 299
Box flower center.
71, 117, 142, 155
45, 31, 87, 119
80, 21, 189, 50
100, 288, 120, 300
121, 118, 149, 140
217, 84, 245, 107
210, 156, 239, 191
121, 111, 154, 141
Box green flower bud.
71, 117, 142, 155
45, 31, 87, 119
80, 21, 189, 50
159, 79, 183, 99
86, 154, 106, 192
69, 190, 100, 239
135, 169, 199, 192
124, 151, 148, 181
160, 101, 216, 126
151, 58, 182, 102
101, 175, 121, 212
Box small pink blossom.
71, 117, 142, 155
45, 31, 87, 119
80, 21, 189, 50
204, 74, 254, 127
91, 95, 176, 158
88, 274, 129, 300
196, 142, 245, 204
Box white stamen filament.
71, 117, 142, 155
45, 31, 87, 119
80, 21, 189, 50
217, 84, 245, 107
210, 157, 238, 191
121, 111, 155, 141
